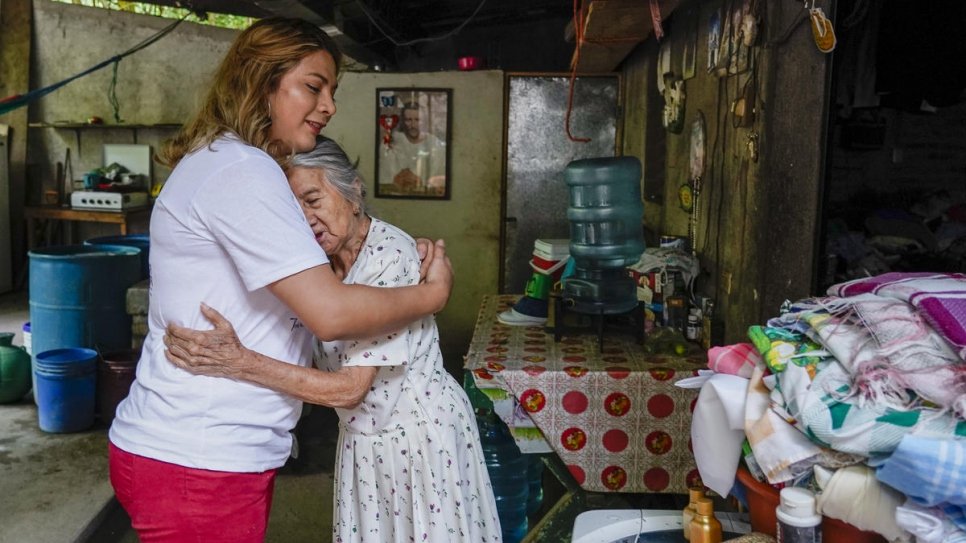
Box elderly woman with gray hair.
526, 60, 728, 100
163, 136, 501, 543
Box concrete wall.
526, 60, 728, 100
0, 0, 32, 288
621, 0, 830, 343
27, 1, 239, 239
324, 71, 505, 375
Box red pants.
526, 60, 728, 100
109, 442, 277, 543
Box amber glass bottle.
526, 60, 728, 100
690, 497, 723, 543
682, 487, 706, 540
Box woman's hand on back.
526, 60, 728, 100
164, 303, 254, 379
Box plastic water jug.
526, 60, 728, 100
478, 411, 529, 543
563, 156, 645, 314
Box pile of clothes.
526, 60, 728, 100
690, 272, 966, 543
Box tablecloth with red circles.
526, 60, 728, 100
465, 295, 705, 494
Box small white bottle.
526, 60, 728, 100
776, 487, 822, 543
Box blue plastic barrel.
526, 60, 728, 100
28, 245, 141, 398
84, 234, 150, 280
478, 412, 529, 543
34, 347, 98, 432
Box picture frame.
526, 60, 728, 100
374, 88, 452, 199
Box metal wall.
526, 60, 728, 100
502, 74, 621, 293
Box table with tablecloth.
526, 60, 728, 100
464, 294, 705, 494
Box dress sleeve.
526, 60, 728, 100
318, 224, 422, 368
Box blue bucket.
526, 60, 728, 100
28, 244, 141, 401
34, 347, 98, 432
84, 234, 150, 280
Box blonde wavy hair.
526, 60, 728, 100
158, 18, 342, 167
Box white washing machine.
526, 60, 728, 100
571, 509, 751, 543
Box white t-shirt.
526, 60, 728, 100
109, 136, 328, 472
378, 132, 446, 188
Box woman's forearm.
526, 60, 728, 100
233, 348, 375, 408
164, 303, 377, 407
269, 265, 448, 342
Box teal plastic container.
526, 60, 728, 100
84, 234, 150, 280
563, 157, 645, 314
565, 156, 645, 270
28, 244, 141, 399
478, 412, 529, 543
34, 347, 98, 432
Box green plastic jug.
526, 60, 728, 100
0, 332, 32, 403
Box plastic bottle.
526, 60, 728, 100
525, 453, 545, 516
686, 313, 702, 342
690, 497, 722, 543
477, 411, 529, 543
682, 487, 706, 540
776, 487, 822, 543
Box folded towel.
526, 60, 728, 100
691, 373, 749, 497
814, 464, 909, 542
708, 343, 760, 378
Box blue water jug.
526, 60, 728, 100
526, 454, 545, 516
563, 156, 645, 314
478, 411, 529, 543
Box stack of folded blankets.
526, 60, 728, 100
691, 272, 966, 543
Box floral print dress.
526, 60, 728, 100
316, 218, 502, 543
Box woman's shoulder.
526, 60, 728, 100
367, 218, 417, 251
180, 136, 284, 186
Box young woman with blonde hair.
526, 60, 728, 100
108, 18, 453, 542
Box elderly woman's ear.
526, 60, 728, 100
353, 177, 366, 214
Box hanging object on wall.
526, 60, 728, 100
707, 8, 723, 75
714, 0, 755, 77
740, 10, 759, 47
689, 113, 707, 182
732, 72, 757, 127
809, 3, 837, 53
682, 6, 699, 80
378, 114, 398, 148
658, 40, 686, 133
687, 113, 707, 255
747, 132, 760, 163
662, 78, 686, 134
678, 182, 694, 212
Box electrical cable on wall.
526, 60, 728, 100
0, 13, 189, 117
566, 0, 591, 143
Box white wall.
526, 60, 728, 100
325, 71, 505, 372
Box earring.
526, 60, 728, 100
267, 101, 273, 123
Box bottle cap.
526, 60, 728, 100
779, 487, 817, 518
688, 487, 705, 503
695, 497, 714, 515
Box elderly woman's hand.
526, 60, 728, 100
415, 237, 436, 280
164, 303, 255, 379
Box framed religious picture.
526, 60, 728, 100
375, 88, 452, 199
